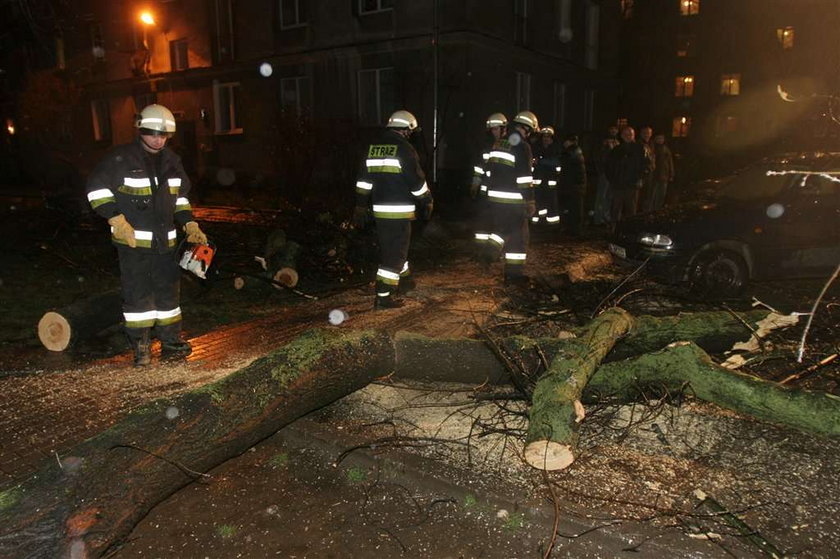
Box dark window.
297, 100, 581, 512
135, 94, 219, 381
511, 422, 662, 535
359, 0, 393, 15
91, 99, 111, 142
358, 68, 394, 125
676, 33, 695, 57
280, 0, 307, 28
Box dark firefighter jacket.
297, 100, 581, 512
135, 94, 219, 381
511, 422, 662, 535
533, 141, 561, 188
86, 139, 194, 253
355, 129, 432, 219
484, 132, 534, 205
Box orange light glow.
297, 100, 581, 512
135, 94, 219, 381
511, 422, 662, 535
5, 118, 14, 135
139, 11, 155, 25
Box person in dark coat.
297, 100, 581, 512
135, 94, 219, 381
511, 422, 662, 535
557, 133, 587, 236
605, 126, 647, 228
645, 133, 675, 211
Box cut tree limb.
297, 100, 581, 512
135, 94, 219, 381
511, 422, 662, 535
0, 329, 394, 559
524, 308, 635, 470
583, 341, 840, 437
37, 290, 123, 351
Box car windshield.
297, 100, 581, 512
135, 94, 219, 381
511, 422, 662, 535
716, 162, 805, 201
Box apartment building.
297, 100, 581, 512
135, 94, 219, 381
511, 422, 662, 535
3, 0, 620, 206
618, 0, 840, 176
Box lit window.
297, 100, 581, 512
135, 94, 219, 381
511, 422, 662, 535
358, 0, 393, 14
358, 67, 394, 125
676, 33, 695, 57
170, 39, 189, 71
91, 99, 112, 142
680, 0, 699, 16
214, 81, 242, 134
672, 116, 691, 137
621, 0, 634, 19
715, 115, 738, 136
776, 27, 794, 50
280, 0, 307, 29
720, 74, 741, 95
280, 76, 311, 116
675, 75, 694, 97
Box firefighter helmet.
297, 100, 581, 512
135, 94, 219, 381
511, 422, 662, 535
386, 110, 418, 130
512, 110, 539, 132
485, 113, 508, 129
136, 104, 177, 136
540, 126, 555, 136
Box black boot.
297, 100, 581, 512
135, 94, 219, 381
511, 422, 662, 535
398, 275, 416, 294
161, 338, 192, 357
133, 331, 152, 367
374, 295, 405, 310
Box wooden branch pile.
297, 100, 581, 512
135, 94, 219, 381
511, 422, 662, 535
3, 308, 838, 557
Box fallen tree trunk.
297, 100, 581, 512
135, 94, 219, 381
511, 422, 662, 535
37, 290, 123, 351
524, 308, 634, 470
0, 329, 394, 559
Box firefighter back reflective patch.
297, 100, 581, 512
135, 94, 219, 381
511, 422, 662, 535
368, 144, 398, 157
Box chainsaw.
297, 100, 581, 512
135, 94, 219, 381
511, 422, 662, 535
179, 242, 216, 279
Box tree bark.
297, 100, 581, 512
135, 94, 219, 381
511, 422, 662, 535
37, 290, 123, 351
523, 308, 635, 470
583, 341, 840, 437
0, 329, 394, 559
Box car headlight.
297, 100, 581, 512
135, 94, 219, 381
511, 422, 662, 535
638, 233, 673, 248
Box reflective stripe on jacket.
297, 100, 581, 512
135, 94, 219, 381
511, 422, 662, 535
86, 139, 194, 253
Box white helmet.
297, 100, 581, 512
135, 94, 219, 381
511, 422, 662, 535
386, 110, 418, 130
539, 126, 555, 136
512, 110, 539, 132
136, 104, 176, 136
485, 113, 508, 129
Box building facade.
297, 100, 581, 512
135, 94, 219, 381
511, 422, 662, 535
2, 0, 621, 209
618, 0, 840, 179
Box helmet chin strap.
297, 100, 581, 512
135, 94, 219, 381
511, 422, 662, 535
140, 135, 165, 153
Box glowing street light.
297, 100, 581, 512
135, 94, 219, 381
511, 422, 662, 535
139, 12, 155, 26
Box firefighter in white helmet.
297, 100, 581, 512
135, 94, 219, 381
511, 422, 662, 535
353, 109, 433, 309
483, 110, 539, 285
531, 125, 562, 228
471, 113, 507, 262
86, 104, 207, 366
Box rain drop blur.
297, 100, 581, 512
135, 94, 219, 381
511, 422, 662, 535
259, 62, 273, 77
328, 309, 348, 325
165, 406, 180, 420
766, 203, 784, 218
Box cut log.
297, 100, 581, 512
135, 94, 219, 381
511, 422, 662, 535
36, 290, 123, 351
0, 329, 394, 559
523, 308, 635, 470
269, 240, 302, 288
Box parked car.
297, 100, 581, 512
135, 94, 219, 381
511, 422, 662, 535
608, 152, 840, 295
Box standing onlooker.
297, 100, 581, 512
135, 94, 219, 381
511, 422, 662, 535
558, 133, 587, 237
645, 133, 675, 212
605, 126, 647, 228
592, 125, 619, 226
637, 125, 656, 212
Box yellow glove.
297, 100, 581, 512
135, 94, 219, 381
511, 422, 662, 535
184, 221, 208, 244
108, 214, 137, 248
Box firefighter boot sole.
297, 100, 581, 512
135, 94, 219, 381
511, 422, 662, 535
161, 341, 193, 358
374, 296, 405, 310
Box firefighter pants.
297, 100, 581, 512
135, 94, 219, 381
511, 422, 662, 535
375, 218, 412, 297
489, 202, 529, 279
117, 245, 182, 343
473, 194, 494, 258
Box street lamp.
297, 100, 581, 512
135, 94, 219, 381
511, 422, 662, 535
139, 11, 155, 48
